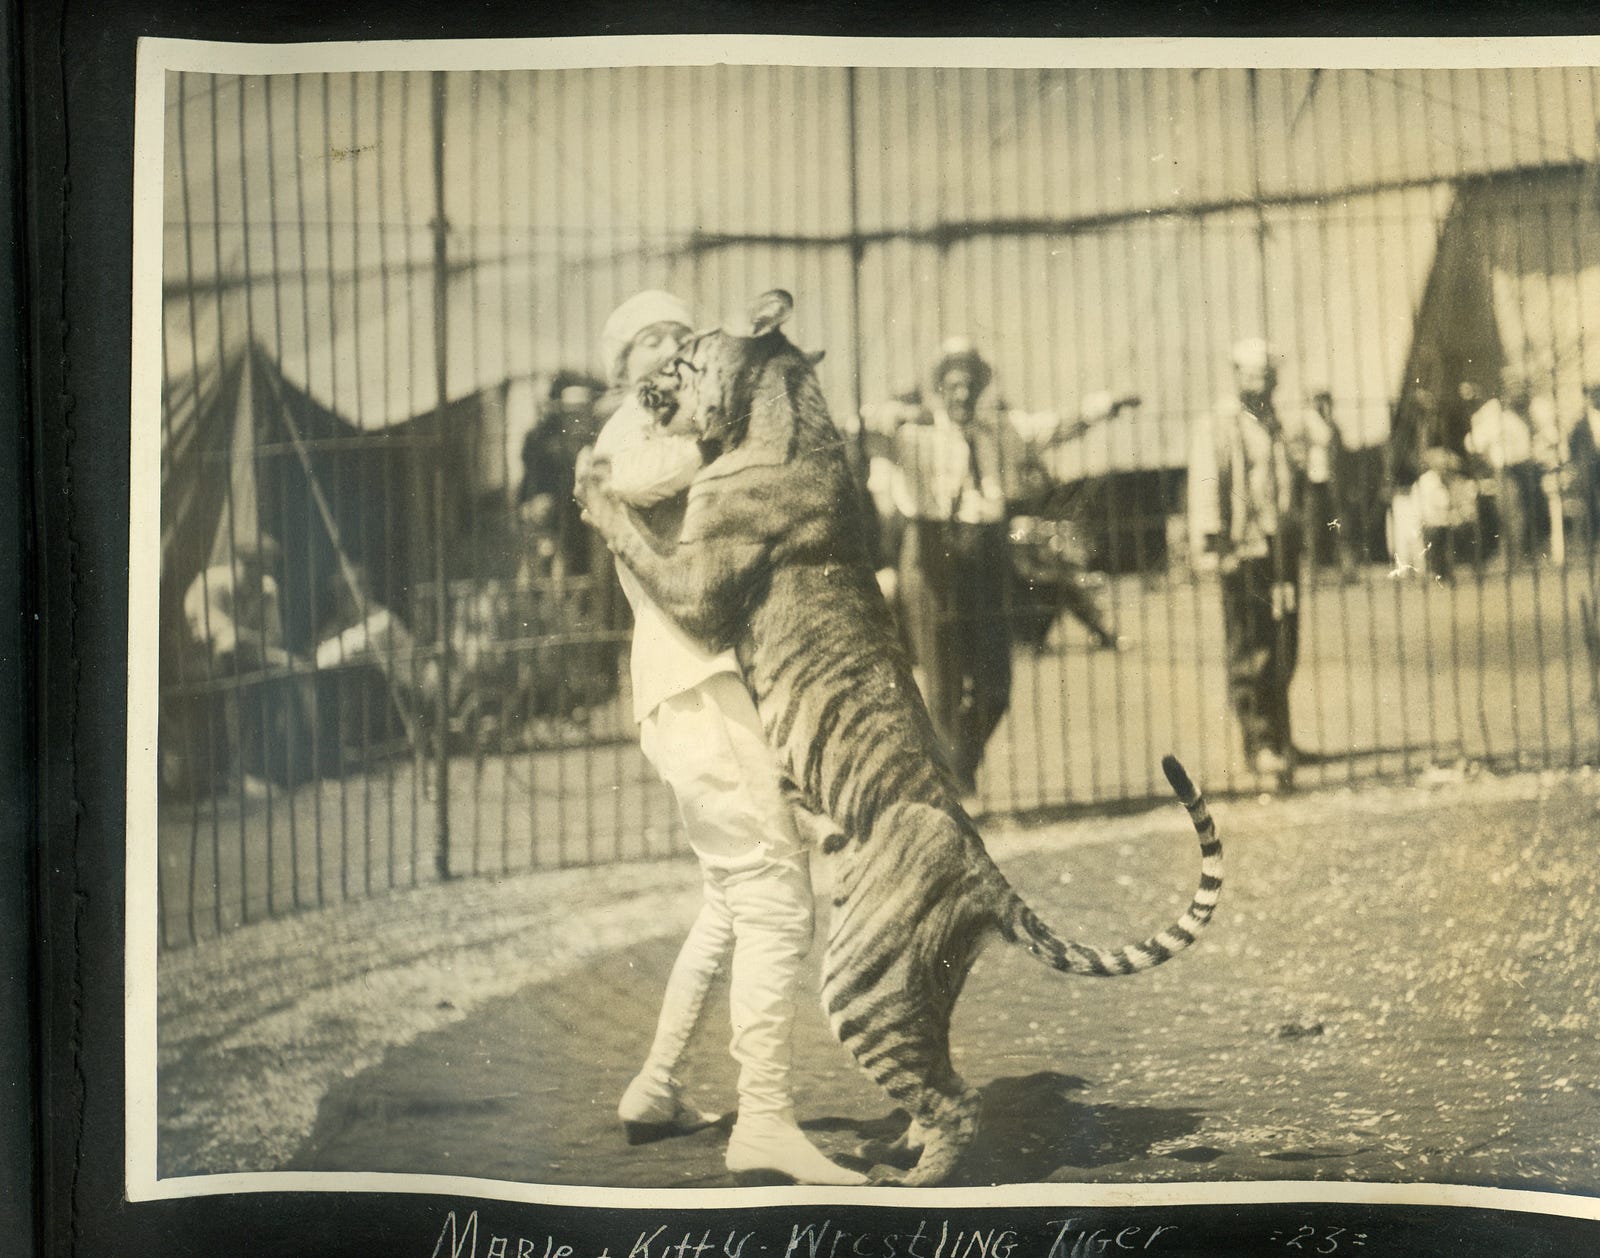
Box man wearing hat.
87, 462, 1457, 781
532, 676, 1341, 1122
585, 290, 864, 1187
880, 337, 1025, 795
1190, 338, 1305, 790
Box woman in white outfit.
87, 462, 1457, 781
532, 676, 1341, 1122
590, 290, 864, 1187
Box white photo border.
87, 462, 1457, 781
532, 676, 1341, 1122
126, 31, 1600, 1219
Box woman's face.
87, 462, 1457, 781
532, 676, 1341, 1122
623, 322, 691, 385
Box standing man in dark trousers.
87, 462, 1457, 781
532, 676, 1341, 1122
879, 338, 1022, 796
1190, 339, 1305, 792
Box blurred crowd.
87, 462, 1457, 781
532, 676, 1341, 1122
171, 314, 1600, 800
1390, 375, 1600, 580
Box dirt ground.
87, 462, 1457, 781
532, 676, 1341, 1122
158, 766, 1600, 1199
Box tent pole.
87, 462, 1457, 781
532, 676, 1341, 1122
257, 367, 423, 752
430, 70, 454, 881
1247, 68, 1271, 343
846, 66, 865, 451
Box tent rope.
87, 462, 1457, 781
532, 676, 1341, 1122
258, 358, 431, 752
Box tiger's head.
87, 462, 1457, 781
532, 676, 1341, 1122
634, 289, 823, 461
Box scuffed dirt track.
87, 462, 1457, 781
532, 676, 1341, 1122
161, 769, 1600, 1197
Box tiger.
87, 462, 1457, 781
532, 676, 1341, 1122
574, 292, 1223, 1187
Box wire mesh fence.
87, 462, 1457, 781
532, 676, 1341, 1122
154, 63, 1600, 949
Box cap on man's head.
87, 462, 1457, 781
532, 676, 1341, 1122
932, 336, 992, 395
1231, 338, 1282, 373
600, 290, 694, 382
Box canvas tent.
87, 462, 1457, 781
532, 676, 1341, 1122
160, 341, 487, 673
159, 340, 496, 790
1397, 164, 1600, 473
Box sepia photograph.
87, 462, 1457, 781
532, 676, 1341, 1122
125, 35, 1600, 1221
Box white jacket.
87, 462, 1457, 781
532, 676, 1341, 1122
593, 395, 739, 722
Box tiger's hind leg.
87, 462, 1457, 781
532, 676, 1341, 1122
850, 1069, 978, 1187
819, 910, 986, 1185
892, 1088, 981, 1187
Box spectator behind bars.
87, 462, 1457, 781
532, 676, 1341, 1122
181, 536, 310, 795
877, 338, 1024, 796
1416, 445, 1464, 583
1189, 338, 1306, 792
1300, 388, 1355, 581
518, 374, 606, 581
1571, 382, 1600, 548
1464, 374, 1545, 562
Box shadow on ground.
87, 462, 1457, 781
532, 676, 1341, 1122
808, 1071, 1208, 1186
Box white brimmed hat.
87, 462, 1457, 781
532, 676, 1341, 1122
600, 290, 694, 383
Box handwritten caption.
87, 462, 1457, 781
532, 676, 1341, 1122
429, 1213, 1183, 1258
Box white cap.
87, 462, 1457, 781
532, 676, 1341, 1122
600, 290, 694, 383
1231, 337, 1282, 372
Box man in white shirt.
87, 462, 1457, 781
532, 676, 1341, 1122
1189, 339, 1304, 791
590, 291, 864, 1187
879, 338, 1020, 795
1465, 378, 1543, 562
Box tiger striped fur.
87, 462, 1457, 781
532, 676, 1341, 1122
576, 308, 1223, 1187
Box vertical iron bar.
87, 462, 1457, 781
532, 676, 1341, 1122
466, 68, 485, 879
522, 70, 543, 870
260, 75, 305, 913
291, 75, 328, 908
206, 78, 244, 934
1010, 68, 1049, 810
1116, 69, 1157, 802
372, 70, 399, 891
496, 70, 515, 873
346, 70, 375, 899
1491, 69, 1527, 769
1035, 69, 1074, 808
1418, 69, 1469, 766
1278, 70, 1329, 789
549, 69, 570, 869
175, 74, 210, 945
846, 66, 865, 451
399, 72, 422, 887
1554, 71, 1584, 766
1556, 68, 1595, 764
1332, 72, 1389, 781
578, 67, 597, 862
430, 70, 454, 880
1388, 74, 1442, 769
234, 76, 273, 925
1067, 89, 1102, 804
1084, 70, 1128, 801
319, 74, 350, 902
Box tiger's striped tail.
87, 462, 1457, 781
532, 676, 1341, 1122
1001, 754, 1222, 977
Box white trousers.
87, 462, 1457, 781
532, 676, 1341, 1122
637, 672, 814, 1119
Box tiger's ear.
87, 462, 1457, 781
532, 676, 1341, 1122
748, 288, 794, 336
805, 349, 826, 367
